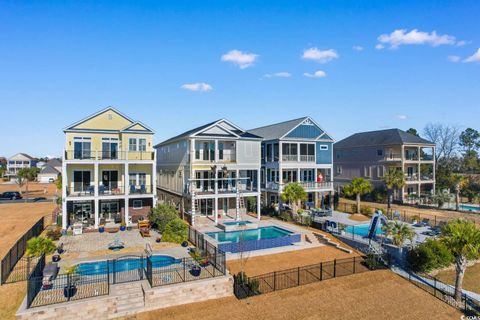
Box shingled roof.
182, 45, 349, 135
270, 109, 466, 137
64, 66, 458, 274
334, 129, 434, 148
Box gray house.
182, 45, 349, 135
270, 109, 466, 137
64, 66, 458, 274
248, 117, 335, 208
333, 129, 436, 202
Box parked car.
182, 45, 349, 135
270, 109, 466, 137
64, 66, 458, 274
0, 191, 22, 200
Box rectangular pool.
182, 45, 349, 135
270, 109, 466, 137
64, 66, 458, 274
206, 226, 301, 253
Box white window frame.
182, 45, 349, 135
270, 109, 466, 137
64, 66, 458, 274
336, 165, 342, 174
319, 144, 329, 151
129, 138, 137, 151
133, 200, 143, 209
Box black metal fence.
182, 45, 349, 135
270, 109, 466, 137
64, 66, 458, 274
234, 256, 378, 299
399, 270, 480, 316
188, 226, 226, 274
1, 216, 45, 284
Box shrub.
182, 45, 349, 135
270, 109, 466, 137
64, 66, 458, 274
26, 237, 56, 257
162, 218, 188, 243
46, 227, 62, 241
261, 206, 276, 217
360, 206, 374, 215
246, 196, 257, 213
279, 211, 293, 222
149, 204, 179, 233
407, 239, 453, 273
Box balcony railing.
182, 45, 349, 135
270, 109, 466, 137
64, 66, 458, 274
421, 155, 434, 161
300, 155, 315, 162
405, 174, 418, 182
282, 155, 298, 162
404, 153, 419, 161
383, 154, 402, 161
266, 181, 333, 191
421, 174, 434, 181
64, 150, 154, 161
188, 177, 257, 195
65, 184, 153, 197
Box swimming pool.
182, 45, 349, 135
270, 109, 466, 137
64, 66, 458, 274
76, 255, 178, 276
345, 223, 383, 237
206, 226, 301, 253
207, 226, 292, 243
222, 221, 252, 226
460, 204, 480, 212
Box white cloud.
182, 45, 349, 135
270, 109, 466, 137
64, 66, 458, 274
302, 48, 338, 63
463, 48, 480, 63
263, 72, 291, 78
303, 70, 327, 78
181, 82, 213, 92
396, 114, 408, 120
377, 29, 459, 49
221, 49, 258, 69
353, 45, 364, 51
447, 55, 461, 63
375, 44, 385, 50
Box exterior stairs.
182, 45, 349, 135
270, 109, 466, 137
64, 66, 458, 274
110, 282, 145, 318
313, 232, 353, 253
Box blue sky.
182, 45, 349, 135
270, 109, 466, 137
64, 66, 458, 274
1, 0, 479, 157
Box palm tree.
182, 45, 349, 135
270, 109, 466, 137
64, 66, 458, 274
383, 168, 405, 211
342, 178, 373, 214
442, 219, 480, 301
451, 174, 466, 211
281, 182, 307, 214
17, 167, 40, 201
382, 221, 415, 247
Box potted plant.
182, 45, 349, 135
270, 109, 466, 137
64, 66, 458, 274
63, 265, 79, 299
120, 222, 126, 231
156, 237, 161, 243
99, 225, 105, 233
190, 249, 206, 277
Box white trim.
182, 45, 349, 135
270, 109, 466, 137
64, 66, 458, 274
132, 199, 143, 209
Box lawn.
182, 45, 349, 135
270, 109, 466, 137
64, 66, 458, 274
133, 270, 461, 320
227, 246, 361, 277
435, 262, 480, 294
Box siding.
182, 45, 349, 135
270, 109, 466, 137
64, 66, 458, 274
286, 124, 323, 139
316, 142, 333, 164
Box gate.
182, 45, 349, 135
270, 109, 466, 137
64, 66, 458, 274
110, 255, 145, 284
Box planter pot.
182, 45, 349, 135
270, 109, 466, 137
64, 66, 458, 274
181, 241, 188, 248
127, 226, 133, 231
52, 255, 61, 263
190, 266, 201, 277
99, 227, 105, 233
63, 285, 77, 298
156, 238, 161, 243
120, 226, 126, 231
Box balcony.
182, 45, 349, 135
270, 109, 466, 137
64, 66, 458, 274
265, 181, 333, 192
421, 174, 434, 181
281, 155, 315, 162
300, 155, 315, 162
383, 154, 402, 161
188, 177, 257, 195
404, 154, 419, 161
64, 150, 154, 161
405, 174, 419, 182
421, 154, 434, 161
65, 184, 153, 198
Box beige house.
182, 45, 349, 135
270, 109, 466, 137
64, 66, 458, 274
61, 107, 156, 230
334, 129, 436, 202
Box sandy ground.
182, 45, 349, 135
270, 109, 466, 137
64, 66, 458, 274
0, 182, 59, 199
227, 246, 361, 277
436, 262, 480, 294
0, 202, 55, 257
0, 282, 26, 320
340, 198, 480, 225
133, 270, 461, 320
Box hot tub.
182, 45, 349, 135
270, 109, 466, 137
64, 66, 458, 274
218, 220, 258, 231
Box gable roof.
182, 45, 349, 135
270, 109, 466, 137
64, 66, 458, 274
9, 153, 35, 161
248, 116, 334, 141
120, 121, 154, 133
39, 164, 60, 175
46, 159, 62, 168
155, 119, 261, 147
334, 129, 435, 149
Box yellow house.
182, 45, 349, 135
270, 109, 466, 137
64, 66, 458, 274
61, 107, 156, 230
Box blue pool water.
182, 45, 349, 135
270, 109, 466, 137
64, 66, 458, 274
206, 226, 292, 243
345, 223, 383, 237
460, 204, 480, 212
222, 221, 252, 226
76, 255, 178, 276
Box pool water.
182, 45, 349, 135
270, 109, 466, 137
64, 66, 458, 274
76, 255, 178, 276
460, 204, 480, 212
345, 223, 383, 237
206, 226, 292, 243
222, 221, 252, 226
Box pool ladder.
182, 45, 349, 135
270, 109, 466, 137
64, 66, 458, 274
145, 243, 153, 257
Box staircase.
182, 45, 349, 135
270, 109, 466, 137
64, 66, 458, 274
111, 282, 145, 318
313, 232, 353, 253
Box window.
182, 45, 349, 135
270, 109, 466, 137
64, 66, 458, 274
336, 165, 342, 174
139, 139, 147, 152
377, 149, 383, 156
273, 143, 279, 161
73, 137, 92, 159
129, 138, 137, 151
73, 171, 91, 192
364, 166, 371, 178
218, 142, 224, 160
319, 145, 328, 151
102, 138, 118, 159
266, 144, 272, 162
261, 145, 265, 162
133, 200, 143, 209
377, 166, 385, 178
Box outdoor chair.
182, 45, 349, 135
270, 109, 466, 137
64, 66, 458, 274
140, 184, 146, 194
56, 243, 64, 254
421, 218, 430, 227
130, 185, 136, 194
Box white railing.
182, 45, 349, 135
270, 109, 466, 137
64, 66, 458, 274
282, 155, 298, 162
265, 181, 333, 191
300, 155, 315, 162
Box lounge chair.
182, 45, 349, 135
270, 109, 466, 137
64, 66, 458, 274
42, 263, 59, 290
138, 220, 151, 237
421, 218, 430, 227
73, 223, 83, 236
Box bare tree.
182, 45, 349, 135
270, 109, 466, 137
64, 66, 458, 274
423, 123, 460, 162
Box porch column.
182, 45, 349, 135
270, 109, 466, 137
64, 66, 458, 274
214, 197, 219, 225
61, 158, 67, 230
257, 195, 261, 221
152, 149, 157, 207
235, 190, 240, 221
94, 162, 99, 229
191, 191, 196, 226
125, 163, 130, 226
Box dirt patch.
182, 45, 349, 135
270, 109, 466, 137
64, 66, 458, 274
227, 246, 361, 277
0, 182, 59, 199
0, 202, 55, 257
348, 214, 371, 222
435, 262, 480, 294
0, 282, 26, 320
133, 270, 461, 320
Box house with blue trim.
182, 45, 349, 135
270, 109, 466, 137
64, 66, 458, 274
248, 117, 335, 208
